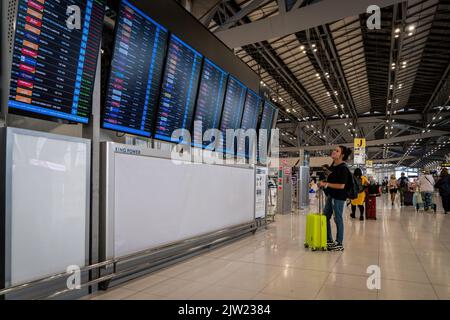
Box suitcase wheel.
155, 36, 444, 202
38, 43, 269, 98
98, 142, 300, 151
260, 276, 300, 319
304, 243, 309, 248
311, 247, 317, 252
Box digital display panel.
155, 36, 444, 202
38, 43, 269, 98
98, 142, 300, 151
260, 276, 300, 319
154, 34, 203, 143
258, 100, 277, 162
218, 76, 247, 154
192, 58, 227, 149
238, 89, 261, 158
102, 0, 168, 137
8, 0, 105, 123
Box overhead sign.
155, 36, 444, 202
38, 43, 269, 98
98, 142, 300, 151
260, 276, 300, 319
354, 138, 366, 165
442, 163, 450, 168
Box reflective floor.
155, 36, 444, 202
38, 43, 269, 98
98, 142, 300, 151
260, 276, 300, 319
87, 194, 450, 300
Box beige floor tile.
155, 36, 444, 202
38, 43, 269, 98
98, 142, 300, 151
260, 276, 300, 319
122, 274, 170, 291
316, 286, 377, 300
378, 279, 438, 300
252, 292, 295, 300
325, 273, 372, 291
261, 277, 321, 300
433, 285, 450, 300
189, 285, 257, 300
380, 267, 430, 284
332, 262, 372, 277
142, 278, 207, 298
90, 288, 136, 300
215, 270, 278, 292
123, 292, 166, 300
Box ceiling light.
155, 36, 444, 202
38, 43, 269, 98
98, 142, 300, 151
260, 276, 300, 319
313, 48, 317, 52
408, 25, 415, 31
395, 28, 401, 33
300, 45, 305, 50
395, 34, 399, 38
408, 32, 413, 36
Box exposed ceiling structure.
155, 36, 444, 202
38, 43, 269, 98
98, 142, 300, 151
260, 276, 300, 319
186, 0, 450, 167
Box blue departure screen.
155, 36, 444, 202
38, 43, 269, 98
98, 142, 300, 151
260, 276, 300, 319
8, 0, 105, 123
218, 76, 247, 153
238, 89, 262, 157
258, 100, 277, 162
102, 0, 168, 137
193, 58, 228, 148
154, 35, 203, 143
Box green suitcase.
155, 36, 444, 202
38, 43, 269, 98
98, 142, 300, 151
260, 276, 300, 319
304, 190, 327, 251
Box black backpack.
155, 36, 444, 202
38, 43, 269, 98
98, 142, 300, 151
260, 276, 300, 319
345, 167, 359, 200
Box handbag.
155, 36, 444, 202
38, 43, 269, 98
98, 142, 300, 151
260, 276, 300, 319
415, 191, 423, 204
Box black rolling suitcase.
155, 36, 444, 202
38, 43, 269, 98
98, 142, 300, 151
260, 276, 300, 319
404, 191, 414, 206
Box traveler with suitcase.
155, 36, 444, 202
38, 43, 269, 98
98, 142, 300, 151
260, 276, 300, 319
418, 170, 436, 212
350, 168, 369, 221
435, 168, 450, 214
317, 146, 352, 252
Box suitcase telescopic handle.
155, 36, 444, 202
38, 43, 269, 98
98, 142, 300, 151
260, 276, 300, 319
318, 188, 324, 214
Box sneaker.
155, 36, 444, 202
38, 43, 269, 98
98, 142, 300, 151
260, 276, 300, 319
327, 241, 336, 250
331, 243, 344, 251
360, 215, 364, 221
350, 213, 356, 219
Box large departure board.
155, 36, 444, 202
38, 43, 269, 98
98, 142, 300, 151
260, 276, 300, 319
218, 76, 247, 153
102, 0, 168, 137
258, 100, 277, 162
237, 89, 261, 157
154, 35, 203, 143
193, 58, 228, 148
8, 0, 105, 123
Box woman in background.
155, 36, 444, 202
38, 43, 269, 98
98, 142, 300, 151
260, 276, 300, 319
388, 175, 398, 206
350, 168, 369, 220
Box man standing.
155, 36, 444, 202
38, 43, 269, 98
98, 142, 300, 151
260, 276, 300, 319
418, 170, 436, 211
397, 172, 409, 206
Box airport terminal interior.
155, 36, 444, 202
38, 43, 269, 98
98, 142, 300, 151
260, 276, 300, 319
0, 0, 450, 301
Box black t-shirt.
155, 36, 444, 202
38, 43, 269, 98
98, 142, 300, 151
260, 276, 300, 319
326, 162, 349, 200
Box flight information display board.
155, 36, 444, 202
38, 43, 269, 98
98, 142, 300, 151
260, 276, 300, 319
154, 35, 203, 143
258, 100, 277, 162
218, 76, 247, 153
240, 89, 261, 131
102, 0, 168, 137
193, 58, 228, 148
238, 89, 261, 157
8, 0, 105, 123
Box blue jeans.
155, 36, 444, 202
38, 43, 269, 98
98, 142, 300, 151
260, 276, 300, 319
324, 196, 345, 245
422, 192, 433, 210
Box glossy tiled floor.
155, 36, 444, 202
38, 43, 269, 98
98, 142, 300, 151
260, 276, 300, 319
88, 194, 450, 300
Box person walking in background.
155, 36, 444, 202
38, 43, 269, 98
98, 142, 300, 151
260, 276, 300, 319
388, 175, 398, 206
318, 146, 352, 252
350, 168, 369, 221
418, 170, 436, 212
397, 172, 409, 206
435, 168, 450, 214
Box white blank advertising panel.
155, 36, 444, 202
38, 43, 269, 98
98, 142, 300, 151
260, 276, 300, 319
108, 147, 255, 258
5, 128, 90, 286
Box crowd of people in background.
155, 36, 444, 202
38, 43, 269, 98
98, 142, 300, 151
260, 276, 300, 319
308, 150, 450, 252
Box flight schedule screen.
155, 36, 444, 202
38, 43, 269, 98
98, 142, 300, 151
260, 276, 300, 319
8, 0, 105, 123
219, 76, 247, 153
155, 35, 203, 143
102, 0, 168, 137
238, 89, 261, 157
193, 58, 228, 148
258, 100, 277, 162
